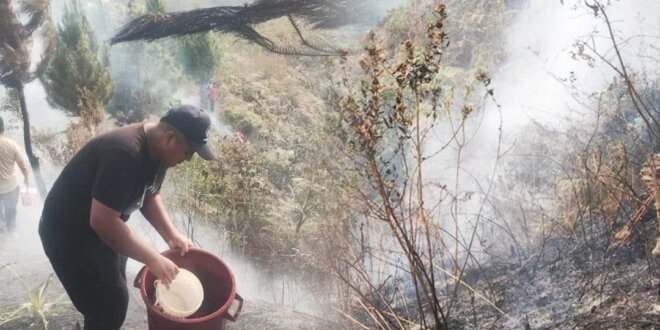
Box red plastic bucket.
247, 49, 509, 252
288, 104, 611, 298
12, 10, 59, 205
134, 248, 243, 330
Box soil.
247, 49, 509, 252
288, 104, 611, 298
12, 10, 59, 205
448, 215, 660, 329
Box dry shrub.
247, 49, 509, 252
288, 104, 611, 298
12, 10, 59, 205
33, 120, 97, 167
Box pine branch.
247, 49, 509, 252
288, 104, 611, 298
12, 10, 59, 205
110, 7, 244, 44
110, 0, 362, 56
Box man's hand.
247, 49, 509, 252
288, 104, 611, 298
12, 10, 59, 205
91, 199, 182, 286
141, 194, 194, 256
167, 231, 193, 256
147, 254, 179, 287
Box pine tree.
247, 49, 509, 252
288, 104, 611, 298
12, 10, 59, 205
178, 32, 222, 83
105, 0, 177, 125
41, 0, 114, 128
0, 0, 56, 198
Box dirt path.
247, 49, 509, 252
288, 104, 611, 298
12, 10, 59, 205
0, 201, 153, 329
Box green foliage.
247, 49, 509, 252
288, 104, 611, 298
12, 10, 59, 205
41, 0, 114, 127
169, 140, 281, 259
157, 2, 505, 282
215, 143, 275, 249
177, 32, 222, 83
105, 0, 184, 123
146, 0, 166, 13
127, 0, 146, 17
108, 38, 184, 114
158, 21, 354, 270
382, 6, 412, 47
125, 0, 166, 19
444, 0, 509, 70
221, 106, 262, 137
381, 0, 509, 80
106, 79, 165, 125
0, 89, 20, 117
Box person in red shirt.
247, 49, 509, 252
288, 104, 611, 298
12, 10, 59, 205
199, 83, 208, 110
208, 80, 217, 112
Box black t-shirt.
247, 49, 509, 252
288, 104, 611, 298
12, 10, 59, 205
41, 123, 166, 241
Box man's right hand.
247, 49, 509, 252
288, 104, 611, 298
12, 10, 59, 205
91, 199, 182, 287
147, 254, 179, 287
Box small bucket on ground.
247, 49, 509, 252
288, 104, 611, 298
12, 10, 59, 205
135, 248, 243, 330
20, 187, 36, 206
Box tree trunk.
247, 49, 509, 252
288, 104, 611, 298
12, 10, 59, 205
16, 82, 48, 199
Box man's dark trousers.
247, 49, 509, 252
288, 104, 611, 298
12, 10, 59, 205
39, 220, 129, 330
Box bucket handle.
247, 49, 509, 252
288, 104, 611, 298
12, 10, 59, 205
134, 266, 147, 289
225, 293, 244, 322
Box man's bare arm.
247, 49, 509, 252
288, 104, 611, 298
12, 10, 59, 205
140, 193, 192, 255
90, 198, 179, 284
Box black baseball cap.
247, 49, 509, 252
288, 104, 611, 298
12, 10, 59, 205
160, 105, 217, 161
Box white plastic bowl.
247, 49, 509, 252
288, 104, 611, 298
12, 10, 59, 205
154, 269, 204, 318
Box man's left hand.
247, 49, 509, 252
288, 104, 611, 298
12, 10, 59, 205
167, 231, 194, 256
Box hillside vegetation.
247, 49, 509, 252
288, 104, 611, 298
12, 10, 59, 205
1, 0, 659, 329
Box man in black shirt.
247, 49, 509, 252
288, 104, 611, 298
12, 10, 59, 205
39, 105, 217, 330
